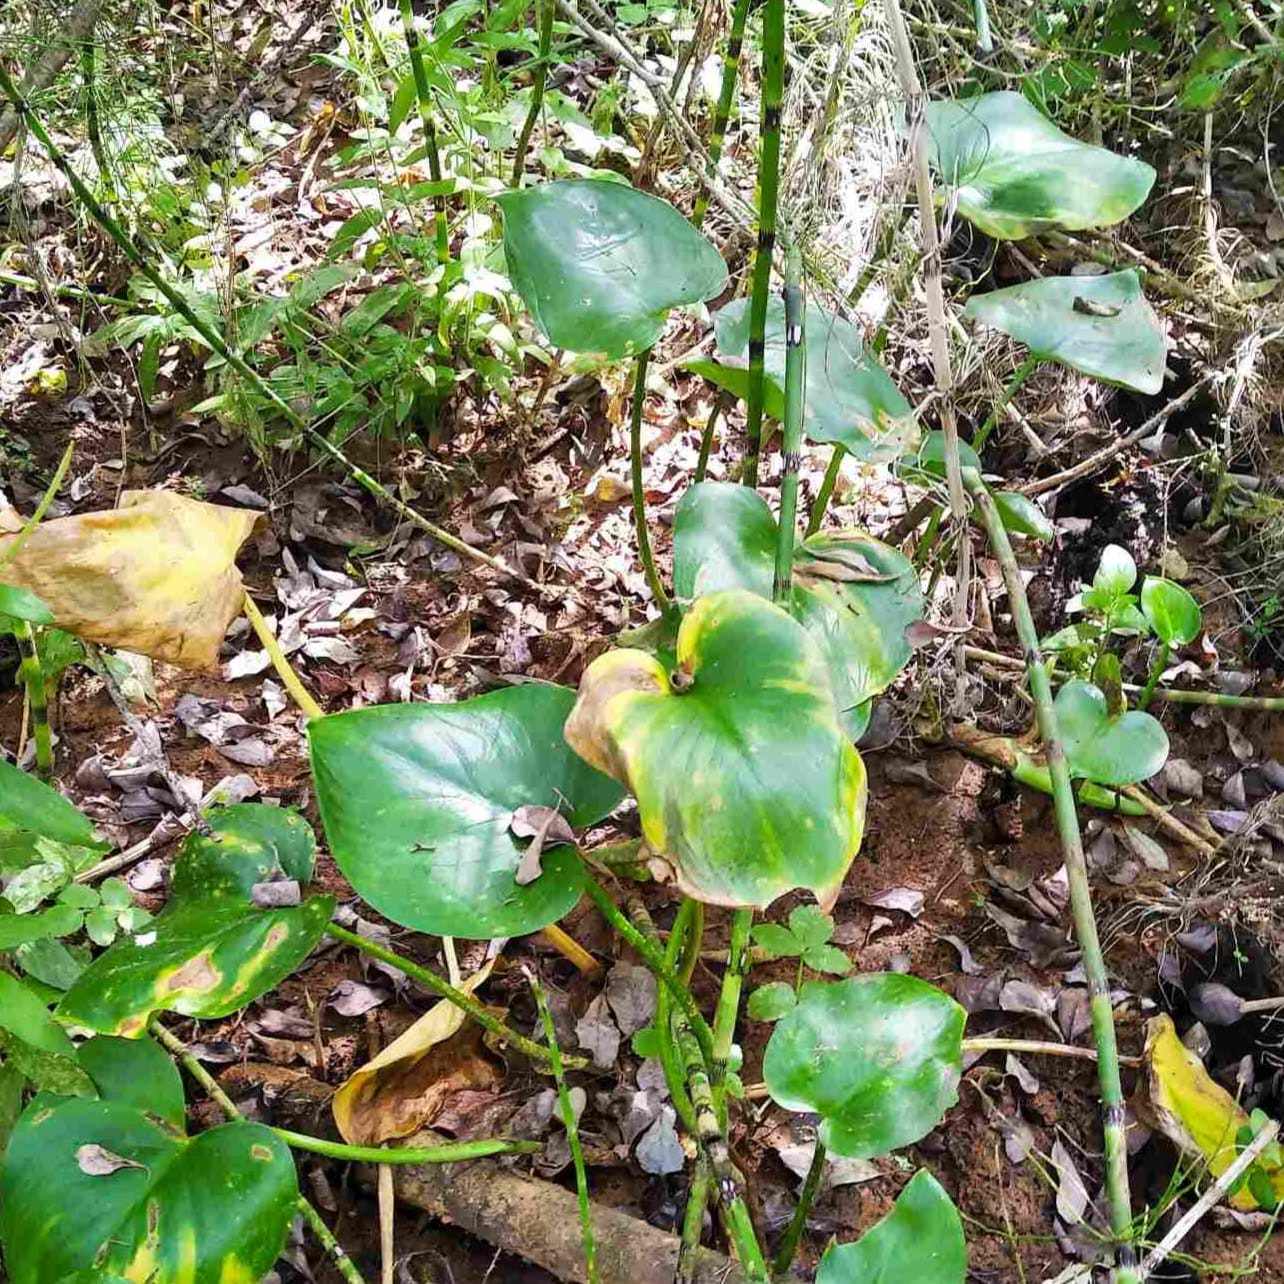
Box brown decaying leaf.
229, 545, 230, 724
76, 1144, 147, 1176
510, 805, 576, 887
0, 490, 261, 669
1050, 1139, 1089, 1226
862, 887, 925, 918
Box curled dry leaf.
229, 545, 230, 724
509, 804, 577, 887
1050, 1139, 1090, 1226
635, 1104, 685, 1175
999, 979, 1061, 1035
862, 887, 925, 918
76, 1143, 147, 1176
0, 490, 260, 669
604, 962, 657, 1037
327, 978, 390, 1017
777, 1141, 879, 1189
576, 992, 621, 1070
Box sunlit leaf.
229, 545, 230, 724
964, 270, 1165, 394
0, 490, 261, 669
1095, 543, 1138, 595
685, 298, 914, 461
0, 584, 54, 624
310, 684, 624, 938
926, 91, 1155, 239
1141, 578, 1202, 647
495, 179, 727, 358
816, 1169, 966, 1284
993, 491, 1054, 542
1055, 680, 1169, 787
0, 972, 93, 1096
0, 1095, 296, 1284
763, 974, 964, 1157
565, 591, 867, 909
672, 482, 924, 738
170, 804, 316, 901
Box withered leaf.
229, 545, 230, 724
76, 1144, 147, 1177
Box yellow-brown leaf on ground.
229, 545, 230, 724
0, 490, 260, 670
1140, 1013, 1284, 1210
333, 963, 504, 1147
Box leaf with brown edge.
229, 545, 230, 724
564, 590, 867, 910
0, 490, 261, 670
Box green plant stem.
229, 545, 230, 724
676, 899, 704, 986
772, 246, 805, 605
325, 923, 583, 1067
670, 995, 740, 1205
397, 0, 450, 261
296, 1196, 367, 1284
964, 470, 1138, 1283
0, 269, 130, 307
0, 438, 74, 569
805, 445, 845, 538
651, 898, 699, 1136
1137, 640, 1170, 711
913, 505, 944, 570
0, 68, 538, 591
711, 909, 753, 1118
273, 1128, 539, 1164
243, 593, 325, 720
677, 1154, 714, 1284
511, 0, 553, 184
972, 354, 1036, 453
529, 969, 598, 1284
740, 0, 784, 489
772, 1139, 825, 1276
694, 0, 752, 227
973, 0, 994, 52
1142, 685, 1284, 711
584, 879, 714, 1065
694, 390, 730, 485
16, 625, 52, 780
629, 347, 671, 612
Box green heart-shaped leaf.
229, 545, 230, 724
747, 982, 797, 1022
1141, 577, 1202, 647
964, 270, 1165, 394
495, 179, 727, 359
57, 897, 335, 1037
1, 1095, 296, 1284
685, 298, 913, 461
0, 759, 105, 850
993, 491, 1054, 542
763, 974, 964, 1158
1055, 680, 1170, 787
1095, 543, 1138, 595
0, 584, 54, 624
170, 803, 316, 901
310, 684, 624, 938
57, 806, 334, 1036
926, 91, 1155, 239
816, 1169, 966, 1284
77, 1035, 186, 1129
564, 590, 867, 909
672, 482, 924, 738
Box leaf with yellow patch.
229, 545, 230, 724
0, 490, 260, 670
333, 962, 501, 1146
565, 590, 867, 909
0, 1095, 296, 1284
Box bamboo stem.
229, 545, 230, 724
711, 910, 753, 1117
772, 246, 805, 605
964, 470, 1138, 1282
397, 0, 450, 260
15, 625, 52, 779
511, 0, 553, 184
805, 444, 845, 538
0, 69, 537, 590
694, 0, 752, 226
528, 968, 599, 1284
325, 923, 583, 1067
296, 1196, 368, 1284
973, 355, 1037, 453
629, 348, 671, 612
677, 1155, 714, 1284
740, 0, 784, 489
772, 1140, 826, 1276
242, 593, 325, 721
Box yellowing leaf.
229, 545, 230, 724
0, 491, 260, 669
1142, 1014, 1284, 1209
332, 962, 500, 1147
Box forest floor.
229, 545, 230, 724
3, 1, 1284, 1281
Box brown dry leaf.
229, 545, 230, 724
332, 962, 501, 1147
76, 1143, 146, 1176
0, 490, 260, 669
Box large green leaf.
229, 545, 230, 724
494, 179, 727, 359
57, 806, 334, 1036
1055, 680, 1169, 787
76, 1035, 187, 1129
1141, 577, 1202, 647
310, 684, 625, 939
816, 1170, 966, 1284
926, 91, 1155, 239
564, 590, 867, 909
964, 270, 1165, 394
0, 584, 54, 624
0, 971, 93, 1096
0, 758, 105, 850
763, 974, 964, 1157
672, 483, 923, 738
685, 298, 913, 461
1, 1095, 296, 1284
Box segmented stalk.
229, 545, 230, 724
964, 471, 1137, 1282
511, 0, 553, 185
772, 245, 805, 603
676, 1154, 713, 1284
740, 0, 784, 489
397, 0, 450, 261
671, 996, 739, 1202
693, 0, 752, 226
16, 625, 52, 779
710, 909, 752, 1115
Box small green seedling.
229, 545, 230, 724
747, 905, 852, 1021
